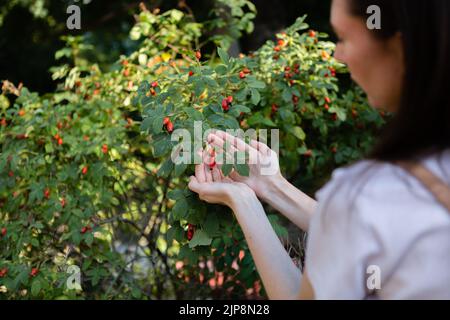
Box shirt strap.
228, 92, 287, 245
396, 160, 450, 213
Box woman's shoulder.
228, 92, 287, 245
318, 149, 450, 200
315, 149, 450, 229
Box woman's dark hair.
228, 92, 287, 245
349, 0, 450, 162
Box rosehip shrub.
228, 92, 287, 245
0, 5, 386, 300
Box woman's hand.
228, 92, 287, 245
188, 152, 256, 209
206, 130, 283, 202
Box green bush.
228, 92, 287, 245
0, 5, 386, 300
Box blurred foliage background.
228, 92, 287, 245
0, 0, 333, 94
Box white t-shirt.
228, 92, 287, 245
305, 150, 450, 299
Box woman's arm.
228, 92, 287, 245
258, 175, 318, 231
229, 189, 304, 299
188, 161, 315, 300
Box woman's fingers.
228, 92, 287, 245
195, 162, 206, 182
188, 176, 201, 194
209, 131, 259, 165
213, 130, 258, 154
250, 139, 271, 156
211, 165, 223, 181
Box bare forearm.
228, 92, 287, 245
259, 176, 317, 231
230, 193, 302, 300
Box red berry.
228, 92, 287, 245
122, 60, 129, 66
166, 121, 174, 133
285, 66, 291, 72
324, 104, 330, 111
57, 122, 63, 129
44, 188, 50, 199
188, 71, 194, 77
102, 144, 108, 154
30, 268, 39, 277
0, 268, 7, 277
8, 171, 14, 177
277, 39, 285, 46
242, 68, 251, 74
271, 104, 278, 113
325, 97, 331, 104
60, 198, 66, 207
239, 71, 246, 79
80, 226, 88, 234
309, 30, 316, 38
1, 227, 6, 237
187, 224, 195, 240
208, 159, 216, 169
226, 96, 233, 104
163, 117, 170, 126
82, 166, 88, 175
150, 88, 156, 96
292, 95, 299, 104
18, 109, 25, 117
123, 69, 130, 77
274, 46, 281, 52
222, 99, 230, 111
151, 81, 158, 88
1, 118, 7, 127
304, 150, 313, 158
54, 134, 60, 140
57, 138, 63, 145
331, 113, 338, 121
83, 135, 90, 141
195, 51, 201, 60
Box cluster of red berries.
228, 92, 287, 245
80, 225, 92, 234
53, 133, 63, 146
239, 68, 251, 79
221, 96, 233, 112
163, 117, 174, 133
149, 81, 158, 96
187, 224, 196, 241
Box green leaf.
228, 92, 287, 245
247, 79, 266, 89
250, 88, 260, 105
172, 198, 188, 220
235, 163, 250, 177
217, 47, 229, 65
188, 229, 212, 248
221, 163, 233, 176
287, 126, 306, 140
152, 116, 164, 134
31, 279, 42, 296
157, 159, 174, 178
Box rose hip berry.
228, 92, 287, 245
102, 144, 108, 154
1, 227, 6, 237
187, 224, 195, 240
82, 166, 88, 175
0, 268, 7, 277
30, 268, 39, 277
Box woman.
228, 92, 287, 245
188, 0, 450, 299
